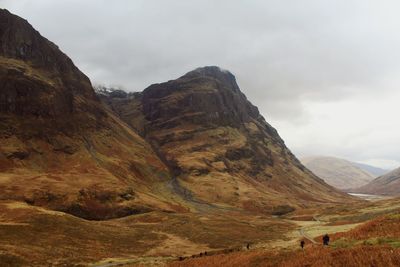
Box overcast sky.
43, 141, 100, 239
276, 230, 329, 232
2, 0, 400, 169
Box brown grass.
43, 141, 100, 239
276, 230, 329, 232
169, 211, 400, 267
169, 244, 400, 267
0, 200, 293, 266
284, 245, 400, 267
327, 213, 400, 241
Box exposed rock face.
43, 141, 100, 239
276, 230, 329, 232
0, 9, 99, 116
0, 9, 183, 219
138, 67, 283, 176
142, 67, 259, 129
353, 167, 400, 195
102, 66, 353, 212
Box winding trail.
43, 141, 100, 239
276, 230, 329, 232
90, 256, 175, 267
298, 216, 321, 244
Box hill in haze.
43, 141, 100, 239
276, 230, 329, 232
353, 167, 400, 195
352, 162, 388, 177
301, 156, 380, 190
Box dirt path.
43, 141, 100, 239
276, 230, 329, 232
299, 216, 320, 244
294, 215, 361, 246
90, 256, 173, 267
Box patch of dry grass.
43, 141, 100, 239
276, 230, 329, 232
0, 200, 295, 266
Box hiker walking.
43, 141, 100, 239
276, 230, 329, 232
300, 240, 305, 249
246, 243, 250, 250
300, 240, 306, 255
323, 234, 330, 246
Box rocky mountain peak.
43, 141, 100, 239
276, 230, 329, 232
0, 9, 79, 73
100, 64, 351, 210
182, 66, 239, 91
139, 66, 261, 132
0, 8, 99, 120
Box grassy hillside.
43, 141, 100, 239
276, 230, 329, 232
354, 168, 400, 195
169, 198, 400, 267
301, 156, 376, 189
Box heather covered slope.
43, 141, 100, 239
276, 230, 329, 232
301, 156, 376, 190
0, 9, 186, 219
169, 199, 400, 267
100, 66, 354, 213
354, 167, 400, 196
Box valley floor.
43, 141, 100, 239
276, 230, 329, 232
2, 195, 400, 266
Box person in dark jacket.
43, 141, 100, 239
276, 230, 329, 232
300, 240, 305, 249
323, 234, 330, 246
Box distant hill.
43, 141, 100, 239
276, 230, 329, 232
353, 167, 400, 195
301, 156, 379, 190
351, 162, 388, 177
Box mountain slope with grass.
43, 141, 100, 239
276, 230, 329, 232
354, 167, 400, 195
301, 156, 377, 190
0, 8, 186, 220
100, 67, 354, 213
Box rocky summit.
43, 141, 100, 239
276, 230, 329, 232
100, 66, 352, 213
0, 9, 184, 220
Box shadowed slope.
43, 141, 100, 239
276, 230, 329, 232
0, 9, 186, 219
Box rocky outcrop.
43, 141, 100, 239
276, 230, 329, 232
141, 67, 261, 130
102, 66, 354, 211
0, 8, 105, 137
0, 9, 184, 219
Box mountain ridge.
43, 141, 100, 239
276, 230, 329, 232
353, 167, 400, 195
100, 66, 354, 211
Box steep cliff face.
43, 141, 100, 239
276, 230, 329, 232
0, 9, 185, 219
0, 8, 104, 133
102, 66, 353, 213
